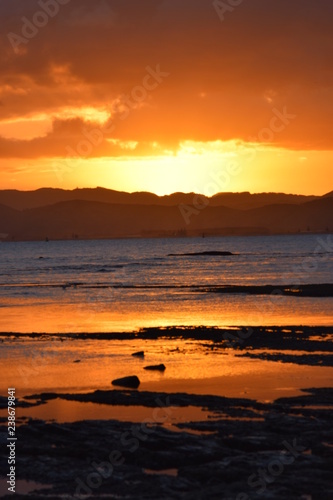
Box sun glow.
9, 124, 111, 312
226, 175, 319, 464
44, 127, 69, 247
86, 142, 240, 195
0, 140, 332, 195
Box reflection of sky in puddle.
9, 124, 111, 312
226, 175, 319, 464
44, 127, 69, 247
1, 336, 332, 404
1, 294, 333, 333
0, 337, 280, 392
0, 479, 50, 497
4, 399, 215, 430
144, 468, 178, 477
0, 399, 226, 436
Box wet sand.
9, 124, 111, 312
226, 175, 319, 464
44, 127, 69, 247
0, 387, 332, 499
0, 325, 332, 498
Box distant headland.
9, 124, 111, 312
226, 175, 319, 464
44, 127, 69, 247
0, 188, 332, 241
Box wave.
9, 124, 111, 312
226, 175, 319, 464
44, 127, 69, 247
1, 283, 332, 297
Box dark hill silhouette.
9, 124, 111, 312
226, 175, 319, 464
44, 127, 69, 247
210, 192, 317, 210
0, 187, 159, 211
0, 187, 321, 211
0, 204, 21, 238
323, 190, 333, 198
0, 194, 332, 241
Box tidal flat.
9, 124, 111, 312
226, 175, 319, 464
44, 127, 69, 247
0, 326, 332, 498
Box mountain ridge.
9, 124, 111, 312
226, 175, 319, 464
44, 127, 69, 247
0, 193, 332, 241
0, 187, 325, 211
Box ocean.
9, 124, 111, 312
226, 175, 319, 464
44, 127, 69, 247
0, 234, 332, 333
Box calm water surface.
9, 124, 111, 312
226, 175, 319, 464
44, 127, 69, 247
0, 234, 332, 332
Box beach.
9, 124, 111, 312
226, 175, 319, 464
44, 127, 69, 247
0, 236, 332, 498
0, 325, 332, 499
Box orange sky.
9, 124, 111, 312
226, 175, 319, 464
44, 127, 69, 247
0, 0, 332, 195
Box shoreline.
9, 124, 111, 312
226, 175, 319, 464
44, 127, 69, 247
1, 324, 333, 338
1, 230, 333, 243
0, 324, 332, 498
1, 324, 332, 405
0, 387, 332, 499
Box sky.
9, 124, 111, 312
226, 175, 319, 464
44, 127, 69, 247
0, 0, 332, 195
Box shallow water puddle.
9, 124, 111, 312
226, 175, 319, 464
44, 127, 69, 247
0, 479, 51, 497
144, 468, 178, 477
2, 398, 220, 429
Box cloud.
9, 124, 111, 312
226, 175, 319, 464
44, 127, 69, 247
0, 116, 174, 159
0, 0, 332, 158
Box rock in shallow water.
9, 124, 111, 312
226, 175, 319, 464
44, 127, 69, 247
132, 351, 145, 357
168, 251, 234, 257
111, 375, 140, 388
144, 364, 166, 371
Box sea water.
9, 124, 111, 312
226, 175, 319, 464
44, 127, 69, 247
0, 234, 332, 332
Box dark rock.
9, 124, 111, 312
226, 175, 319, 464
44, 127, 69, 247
208, 283, 333, 297
112, 375, 140, 388
73, 359, 81, 363
5, 387, 333, 499
132, 351, 145, 358
237, 352, 333, 367
168, 251, 234, 257
144, 364, 166, 371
